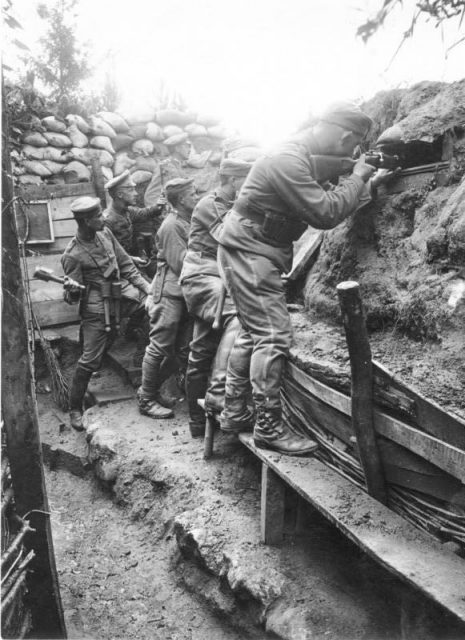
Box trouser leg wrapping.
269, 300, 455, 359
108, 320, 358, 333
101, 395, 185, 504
69, 365, 93, 412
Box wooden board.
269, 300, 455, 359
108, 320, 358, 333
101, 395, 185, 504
239, 433, 465, 624
286, 363, 465, 482
287, 229, 323, 281
19, 182, 95, 201
32, 300, 79, 326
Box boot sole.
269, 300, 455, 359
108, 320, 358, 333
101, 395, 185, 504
254, 439, 318, 456
139, 409, 174, 420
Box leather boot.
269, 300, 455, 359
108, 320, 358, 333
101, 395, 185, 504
185, 368, 209, 427
137, 387, 174, 419
132, 313, 150, 367
253, 407, 318, 456
220, 407, 254, 434
68, 365, 93, 431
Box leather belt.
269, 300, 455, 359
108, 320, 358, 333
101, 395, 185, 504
233, 200, 265, 224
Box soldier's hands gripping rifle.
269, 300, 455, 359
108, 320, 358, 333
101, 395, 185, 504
311, 152, 401, 183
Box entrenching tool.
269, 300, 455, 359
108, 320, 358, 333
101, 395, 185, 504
111, 281, 122, 332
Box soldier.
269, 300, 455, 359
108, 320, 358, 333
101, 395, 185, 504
137, 178, 199, 419
103, 169, 165, 259
180, 158, 253, 437
217, 102, 393, 455
62, 196, 151, 431
143, 137, 191, 207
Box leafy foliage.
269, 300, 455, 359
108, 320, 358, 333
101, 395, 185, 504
31, 0, 91, 100
357, 0, 465, 43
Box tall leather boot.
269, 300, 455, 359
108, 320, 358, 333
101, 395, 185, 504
185, 367, 209, 438
253, 406, 318, 456
68, 365, 93, 431
138, 353, 173, 419
220, 328, 254, 434
132, 313, 150, 368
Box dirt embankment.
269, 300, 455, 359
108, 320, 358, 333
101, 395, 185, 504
299, 80, 465, 415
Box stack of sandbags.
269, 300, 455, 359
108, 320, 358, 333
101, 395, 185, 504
12, 107, 245, 192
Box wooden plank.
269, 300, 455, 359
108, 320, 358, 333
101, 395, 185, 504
49, 196, 81, 221
375, 413, 465, 484
373, 361, 465, 450
260, 464, 285, 545
28, 237, 72, 254
51, 218, 77, 238
19, 182, 95, 200
286, 363, 465, 483
33, 299, 80, 326
287, 229, 323, 281
287, 363, 351, 414
239, 433, 465, 624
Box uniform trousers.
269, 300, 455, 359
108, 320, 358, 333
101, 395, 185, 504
217, 245, 292, 411
140, 294, 192, 399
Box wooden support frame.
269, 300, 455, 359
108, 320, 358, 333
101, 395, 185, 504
260, 464, 285, 545
337, 281, 388, 503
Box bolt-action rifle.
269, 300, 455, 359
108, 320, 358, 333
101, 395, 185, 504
311, 151, 401, 183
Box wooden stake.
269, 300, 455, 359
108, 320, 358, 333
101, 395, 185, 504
336, 281, 388, 504
260, 464, 285, 545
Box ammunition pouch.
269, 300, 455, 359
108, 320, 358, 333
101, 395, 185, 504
235, 202, 306, 246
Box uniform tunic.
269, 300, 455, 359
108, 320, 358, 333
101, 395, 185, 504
61, 227, 150, 371
217, 129, 372, 411
103, 202, 160, 255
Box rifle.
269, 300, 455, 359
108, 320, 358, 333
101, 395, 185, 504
311, 152, 401, 183
33, 266, 85, 290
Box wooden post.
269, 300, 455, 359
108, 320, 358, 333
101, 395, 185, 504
91, 157, 107, 208
260, 464, 285, 545
336, 281, 388, 504
2, 85, 67, 638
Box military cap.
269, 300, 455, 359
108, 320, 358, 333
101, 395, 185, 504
164, 177, 194, 198
104, 169, 135, 192
320, 101, 372, 137
70, 196, 101, 218
219, 157, 253, 178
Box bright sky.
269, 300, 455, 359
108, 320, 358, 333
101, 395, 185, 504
4, 0, 465, 145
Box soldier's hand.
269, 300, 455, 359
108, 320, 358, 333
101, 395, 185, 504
352, 155, 376, 183
155, 194, 167, 212
63, 276, 82, 293
371, 167, 400, 188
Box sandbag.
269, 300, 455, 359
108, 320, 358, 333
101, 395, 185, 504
101, 166, 113, 182
12, 164, 26, 176
185, 123, 208, 137
90, 136, 116, 154
23, 145, 69, 162
98, 111, 129, 133
197, 114, 221, 127
156, 109, 196, 128
131, 169, 153, 185
128, 123, 149, 139
22, 131, 48, 147
43, 131, 72, 148
24, 160, 52, 177
113, 133, 134, 152
151, 142, 170, 157
113, 151, 136, 175
18, 174, 42, 185
41, 115, 67, 133
131, 139, 154, 156
164, 132, 188, 147
63, 161, 91, 182
229, 146, 261, 162
187, 149, 211, 169
88, 148, 114, 167
89, 115, 116, 138
207, 125, 227, 139
134, 156, 158, 172
65, 114, 91, 134
123, 110, 155, 125
67, 123, 89, 148
163, 124, 183, 138
41, 160, 64, 175
145, 122, 164, 142
69, 147, 114, 167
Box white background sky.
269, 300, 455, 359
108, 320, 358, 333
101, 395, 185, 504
4, 0, 465, 144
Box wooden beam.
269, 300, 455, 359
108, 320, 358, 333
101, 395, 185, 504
260, 464, 285, 545
239, 434, 465, 625
285, 362, 465, 484
337, 281, 388, 504
287, 229, 323, 281
2, 91, 66, 639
